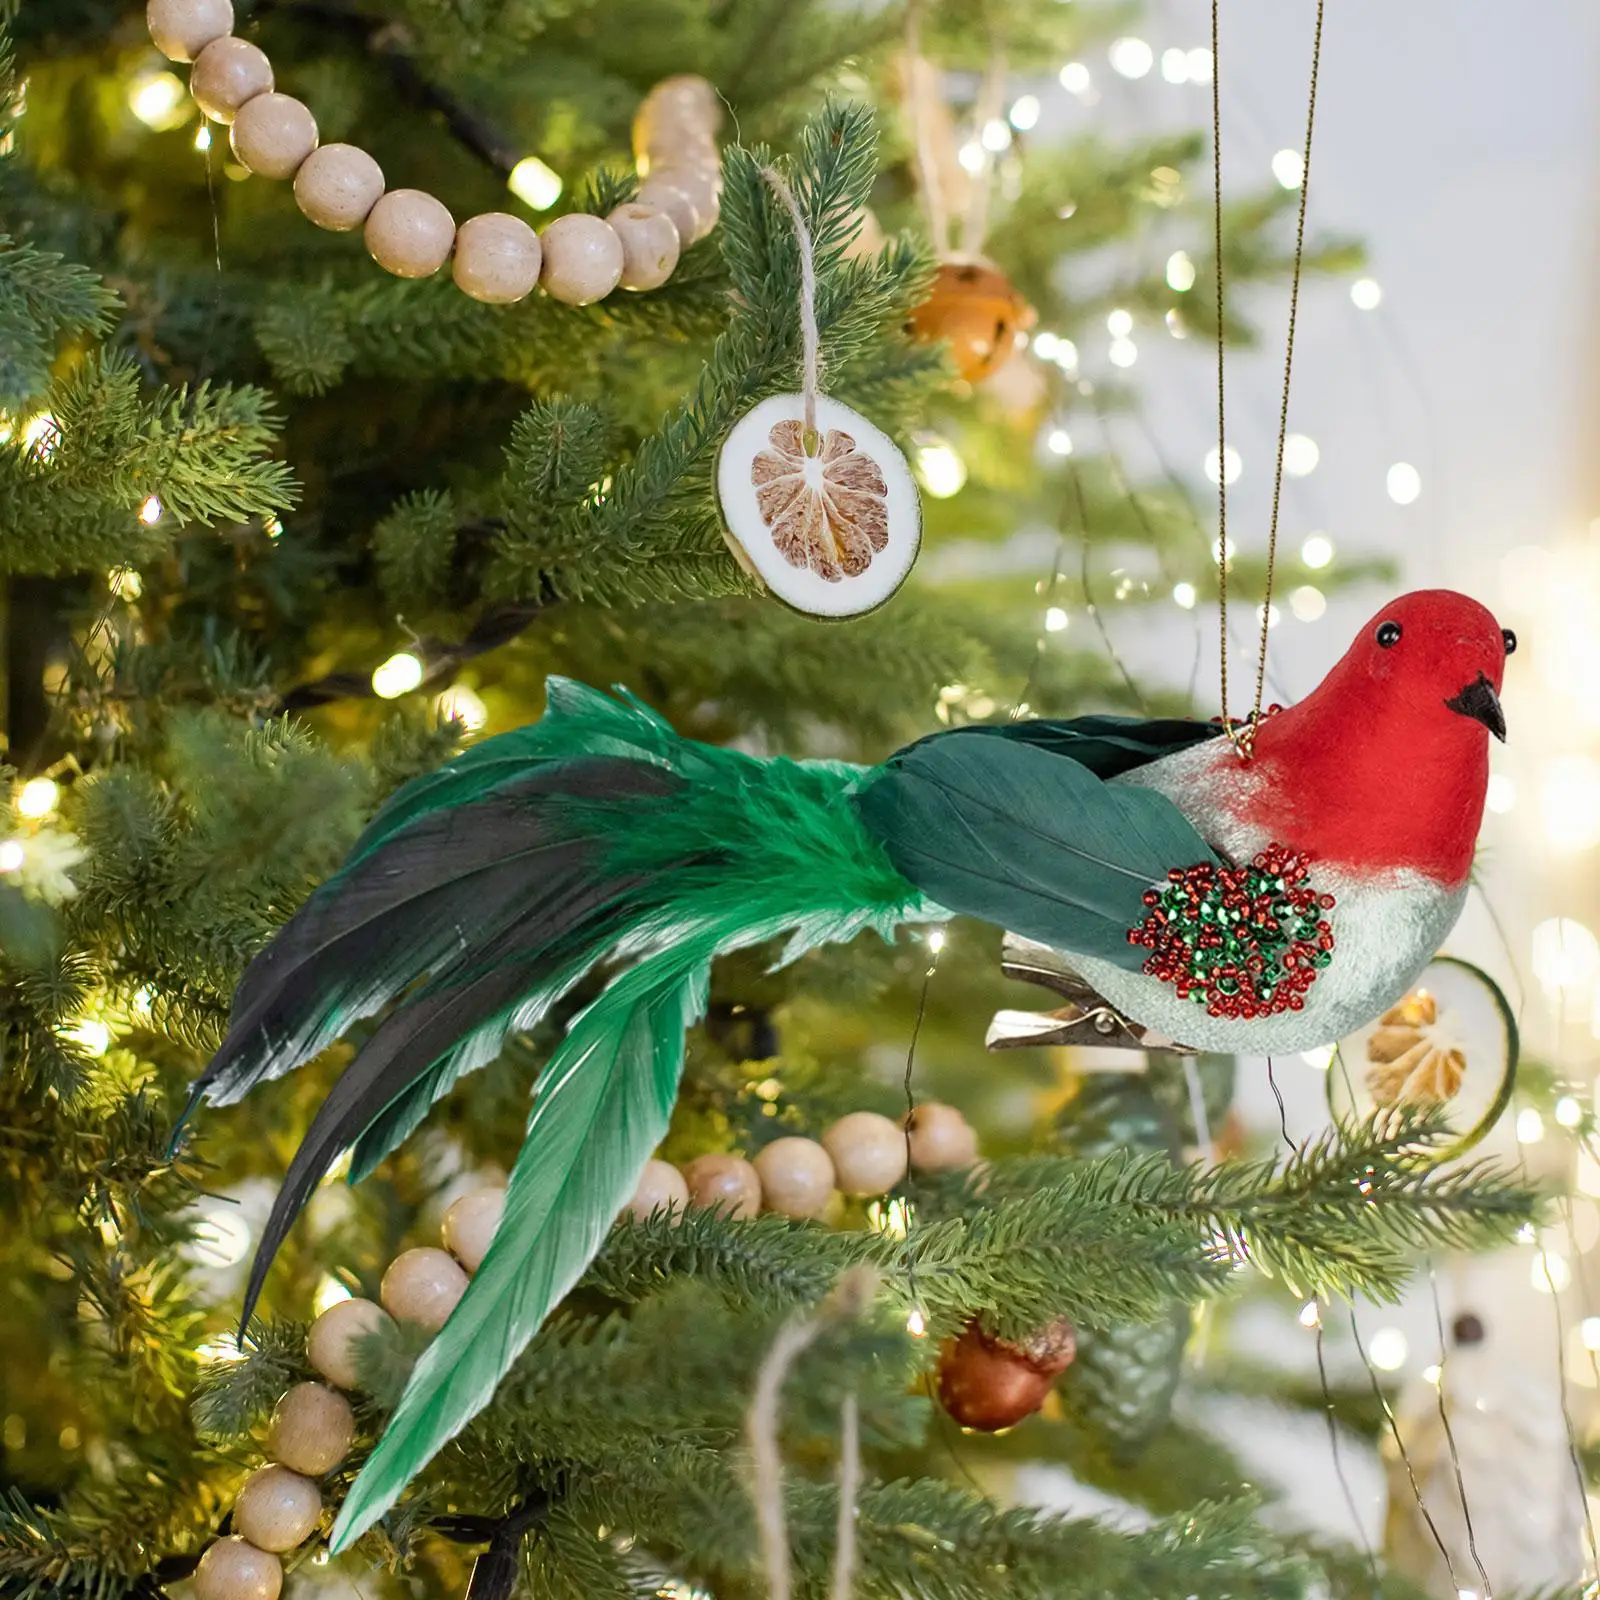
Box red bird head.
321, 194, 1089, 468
1247, 590, 1514, 884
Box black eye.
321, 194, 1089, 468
1502, 628, 1517, 655
1376, 621, 1402, 648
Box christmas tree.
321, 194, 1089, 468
0, 3, 1550, 1598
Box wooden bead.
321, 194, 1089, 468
647, 162, 720, 243
147, 0, 233, 63
538, 214, 624, 306
633, 74, 721, 164
193, 1536, 282, 1600
682, 1153, 762, 1220
607, 202, 680, 291
381, 1245, 468, 1333
189, 35, 272, 125
294, 143, 384, 231
267, 1382, 354, 1476
452, 213, 541, 305
230, 93, 317, 180
365, 189, 456, 280
822, 1111, 907, 1197
635, 176, 700, 251
626, 1158, 689, 1220
306, 1295, 393, 1391
753, 1137, 835, 1220
904, 1102, 979, 1171
233, 1464, 321, 1552
441, 1187, 506, 1270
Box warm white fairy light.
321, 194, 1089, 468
1046, 428, 1073, 456
1045, 607, 1069, 633
1301, 1043, 1336, 1070
1058, 61, 1092, 94
1257, 603, 1281, 630
1516, 1107, 1546, 1144
190, 1204, 252, 1269
1386, 462, 1422, 505
372, 652, 425, 699
507, 155, 562, 210
914, 440, 966, 499
1297, 1300, 1321, 1329
22, 412, 59, 461
1106, 308, 1134, 337
1213, 536, 1236, 564
194, 124, 212, 151
313, 1275, 353, 1316
1185, 47, 1213, 82
1536, 918, 1600, 992
1556, 1095, 1584, 1128
1300, 532, 1333, 569
16, 777, 58, 819
435, 684, 488, 731
1368, 1327, 1408, 1371
138, 493, 164, 525
1422, 1364, 1442, 1386
1533, 1250, 1571, 1294
1161, 48, 1189, 83
1583, 1317, 1600, 1351
1108, 338, 1137, 368
1032, 331, 1060, 360
128, 69, 188, 131
1350, 277, 1383, 310
1165, 309, 1187, 339
957, 140, 985, 175
1282, 433, 1319, 477
905, 1309, 927, 1337
1008, 94, 1040, 131
1271, 148, 1304, 189
1485, 773, 1516, 814
0, 840, 22, 873
1108, 38, 1154, 79
1165, 250, 1196, 292
980, 118, 1012, 154
1290, 585, 1326, 622
927, 928, 947, 954
1173, 582, 1197, 610
1204, 445, 1241, 486
62, 1018, 111, 1057
109, 567, 143, 600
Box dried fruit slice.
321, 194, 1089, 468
1327, 955, 1518, 1163
716, 393, 921, 617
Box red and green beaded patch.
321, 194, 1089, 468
1126, 845, 1335, 1020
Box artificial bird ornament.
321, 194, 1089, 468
180, 587, 1511, 1548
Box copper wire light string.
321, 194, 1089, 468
1212, 0, 1325, 755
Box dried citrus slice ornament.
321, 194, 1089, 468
717, 393, 922, 617
1327, 955, 1518, 1163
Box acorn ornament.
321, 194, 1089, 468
936, 1316, 1078, 1431
909, 258, 1033, 385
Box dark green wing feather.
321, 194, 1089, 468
854, 727, 1219, 968
888, 713, 1222, 780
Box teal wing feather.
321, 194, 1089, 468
888, 713, 1223, 780
854, 727, 1219, 969
330, 944, 709, 1551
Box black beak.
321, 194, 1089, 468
1445, 672, 1506, 742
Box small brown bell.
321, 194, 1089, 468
909, 258, 1033, 384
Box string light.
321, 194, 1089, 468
62, 1018, 111, 1056
1350, 277, 1383, 309
194, 123, 211, 151
21, 412, 59, 461
16, 777, 58, 819
1368, 1327, 1408, 1371
1301, 1043, 1336, 1069
1289, 585, 1325, 622
371, 652, 425, 699
1555, 1095, 1584, 1128
1058, 62, 1092, 94
957, 141, 985, 174
1532, 1250, 1571, 1294
905, 1309, 927, 1337
1256, 603, 1281, 630
1045, 607, 1069, 633
1108, 38, 1154, 79
1108, 338, 1137, 368
1165, 309, 1187, 338
1173, 582, 1197, 609
1297, 1300, 1321, 1329
1032, 331, 1060, 360
507, 156, 562, 210
1583, 1317, 1600, 1351
1160, 48, 1189, 83
1204, 445, 1241, 486
1165, 250, 1196, 291
1106, 308, 1133, 337
190, 1203, 253, 1268
1516, 1107, 1545, 1144
434, 684, 488, 731
1539, 755, 1600, 852
138, 493, 164, 525
1008, 94, 1040, 131
128, 69, 188, 130
980, 118, 1012, 153
1282, 433, 1319, 476
1386, 462, 1422, 504
1045, 427, 1073, 456
1422, 1364, 1442, 1386
927, 928, 946, 954
1271, 148, 1304, 189
1300, 532, 1333, 568
313, 1275, 353, 1316
109, 567, 143, 601
1185, 47, 1213, 82
0, 840, 23, 872
913, 440, 966, 499
1534, 918, 1600, 991
1485, 773, 1516, 814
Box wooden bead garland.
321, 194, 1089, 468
184, 1183, 507, 1596
625, 1101, 978, 1224
147, 3, 721, 305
